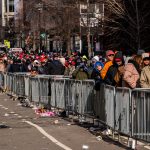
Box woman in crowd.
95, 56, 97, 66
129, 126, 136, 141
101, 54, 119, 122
123, 55, 142, 88
140, 54, 150, 88
101, 50, 115, 80
104, 51, 124, 87
142, 53, 150, 67
91, 61, 104, 90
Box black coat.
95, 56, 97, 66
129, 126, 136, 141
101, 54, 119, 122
104, 64, 118, 86
8, 63, 25, 73
47, 60, 65, 75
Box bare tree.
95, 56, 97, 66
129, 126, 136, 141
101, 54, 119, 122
104, 0, 150, 52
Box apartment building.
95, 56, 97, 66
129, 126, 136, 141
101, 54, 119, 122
1, 0, 15, 26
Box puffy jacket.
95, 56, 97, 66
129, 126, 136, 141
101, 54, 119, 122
100, 61, 113, 79
47, 60, 65, 75
72, 65, 89, 80
140, 66, 150, 88
123, 63, 139, 88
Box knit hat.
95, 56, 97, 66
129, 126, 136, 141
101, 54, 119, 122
92, 56, 99, 62
106, 50, 115, 56
114, 51, 123, 62
82, 55, 88, 61
142, 53, 149, 59
94, 61, 104, 69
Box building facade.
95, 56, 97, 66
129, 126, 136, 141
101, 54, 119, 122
1, 0, 15, 26
0, 0, 15, 43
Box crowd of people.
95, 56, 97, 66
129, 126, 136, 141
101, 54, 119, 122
0, 49, 149, 90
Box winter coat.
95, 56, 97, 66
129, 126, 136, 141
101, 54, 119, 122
47, 60, 65, 75
123, 63, 140, 88
140, 66, 150, 88
72, 65, 89, 80
38, 65, 48, 74
8, 63, 25, 73
91, 68, 103, 90
104, 64, 118, 86
100, 61, 113, 79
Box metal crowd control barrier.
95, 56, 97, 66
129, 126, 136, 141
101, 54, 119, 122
0, 71, 5, 90
15, 74, 26, 97
94, 84, 115, 129
115, 87, 131, 136
6, 73, 14, 95
29, 75, 65, 105
131, 89, 150, 142
80, 80, 95, 115
1, 72, 150, 143
29, 76, 40, 103
50, 79, 95, 115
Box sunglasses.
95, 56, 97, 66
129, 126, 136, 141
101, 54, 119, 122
108, 54, 114, 57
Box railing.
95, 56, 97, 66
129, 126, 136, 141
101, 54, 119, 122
0, 72, 150, 143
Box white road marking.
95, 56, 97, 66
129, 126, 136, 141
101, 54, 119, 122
4, 113, 9, 116
4, 107, 8, 110
14, 114, 18, 116
24, 120, 72, 150
144, 146, 150, 150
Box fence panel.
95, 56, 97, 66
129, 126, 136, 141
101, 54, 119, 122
50, 79, 56, 107
75, 80, 82, 114
38, 77, 50, 105
64, 79, 76, 113
15, 74, 25, 97
29, 77, 40, 103
51, 78, 66, 109
6, 73, 14, 95
115, 87, 131, 135
94, 84, 115, 128
24, 75, 29, 98
131, 89, 150, 142
104, 85, 115, 128
0, 72, 4, 89
80, 80, 95, 115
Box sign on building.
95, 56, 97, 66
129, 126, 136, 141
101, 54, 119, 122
4, 40, 10, 48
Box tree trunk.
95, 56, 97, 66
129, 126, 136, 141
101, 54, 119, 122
67, 29, 71, 56
87, 31, 92, 57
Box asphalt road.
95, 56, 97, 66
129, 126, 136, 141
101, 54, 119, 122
0, 93, 148, 150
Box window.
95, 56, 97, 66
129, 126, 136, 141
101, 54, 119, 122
5, 0, 8, 12
9, 0, 14, 12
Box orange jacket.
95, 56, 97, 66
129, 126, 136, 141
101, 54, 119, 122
100, 61, 113, 79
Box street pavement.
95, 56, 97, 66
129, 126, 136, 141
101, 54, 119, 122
0, 93, 148, 150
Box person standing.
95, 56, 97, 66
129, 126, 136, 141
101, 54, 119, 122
104, 51, 124, 87
101, 50, 115, 80
123, 55, 142, 88
140, 54, 150, 88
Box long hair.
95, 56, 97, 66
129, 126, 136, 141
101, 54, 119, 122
132, 55, 142, 73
